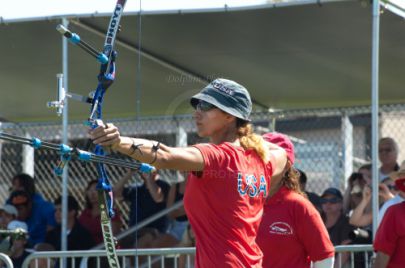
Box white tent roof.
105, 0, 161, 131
0, 0, 344, 23
382, 0, 405, 18
0, 0, 404, 122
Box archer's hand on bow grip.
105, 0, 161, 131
90, 120, 122, 151
98, 50, 117, 90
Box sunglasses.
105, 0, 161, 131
387, 185, 398, 191
194, 100, 216, 112
379, 148, 393, 153
320, 197, 341, 204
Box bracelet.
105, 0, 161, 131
149, 142, 160, 165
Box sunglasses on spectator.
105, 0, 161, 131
379, 147, 393, 153
387, 185, 398, 191
320, 197, 341, 204
194, 100, 216, 112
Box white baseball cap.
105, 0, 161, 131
7, 220, 28, 232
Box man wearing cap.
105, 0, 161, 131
0, 205, 27, 255
9, 190, 56, 247
373, 173, 405, 268
257, 133, 334, 268
378, 161, 405, 226
0, 204, 19, 229
89, 78, 288, 267
7, 221, 30, 268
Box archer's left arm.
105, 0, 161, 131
89, 123, 204, 171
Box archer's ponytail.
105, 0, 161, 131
237, 120, 268, 162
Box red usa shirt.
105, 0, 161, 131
374, 202, 405, 268
184, 142, 272, 268
256, 187, 334, 268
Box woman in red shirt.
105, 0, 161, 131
78, 180, 123, 244
374, 173, 405, 268
256, 132, 335, 268
89, 78, 287, 267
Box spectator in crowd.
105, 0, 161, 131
257, 133, 334, 268
378, 161, 405, 225
381, 176, 399, 197
147, 180, 188, 249
46, 195, 95, 267
45, 195, 95, 250
0, 204, 19, 229
298, 168, 321, 211
9, 190, 56, 247
28, 243, 56, 268
113, 169, 170, 248
8, 173, 57, 219
78, 180, 123, 245
134, 179, 188, 267
89, 78, 288, 267
321, 188, 355, 267
343, 171, 368, 214
349, 178, 395, 228
382, 177, 397, 200
7, 221, 30, 268
378, 137, 400, 181
178, 225, 196, 268
358, 164, 372, 184
9, 174, 37, 200
321, 188, 354, 246
373, 174, 405, 268
0, 205, 28, 254
7, 173, 57, 246
348, 182, 372, 228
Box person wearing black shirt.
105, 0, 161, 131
114, 169, 170, 248
45, 195, 95, 267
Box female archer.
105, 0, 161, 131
89, 78, 287, 267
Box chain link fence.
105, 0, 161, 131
1, 103, 405, 224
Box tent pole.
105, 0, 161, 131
60, 17, 69, 263
371, 0, 380, 239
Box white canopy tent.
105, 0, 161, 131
0, 0, 348, 23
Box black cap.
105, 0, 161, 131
321, 187, 343, 199
10, 190, 31, 206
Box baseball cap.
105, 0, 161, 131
10, 190, 31, 206
390, 161, 405, 192
395, 178, 405, 192
7, 220, 28, 240
7, 220, 28, 232
1, 204, 18, 216
190, 78, 252, 121
321, 187, 343, 200
262, 132, 295, 164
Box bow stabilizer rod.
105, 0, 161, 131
56, 24, 109, 64
0, 132, 154, 173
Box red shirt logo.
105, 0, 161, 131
269, 222, 294, 235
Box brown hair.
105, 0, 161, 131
282, 166, 305, 196
85, 180, 98, 209
237, 120, 268, 162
